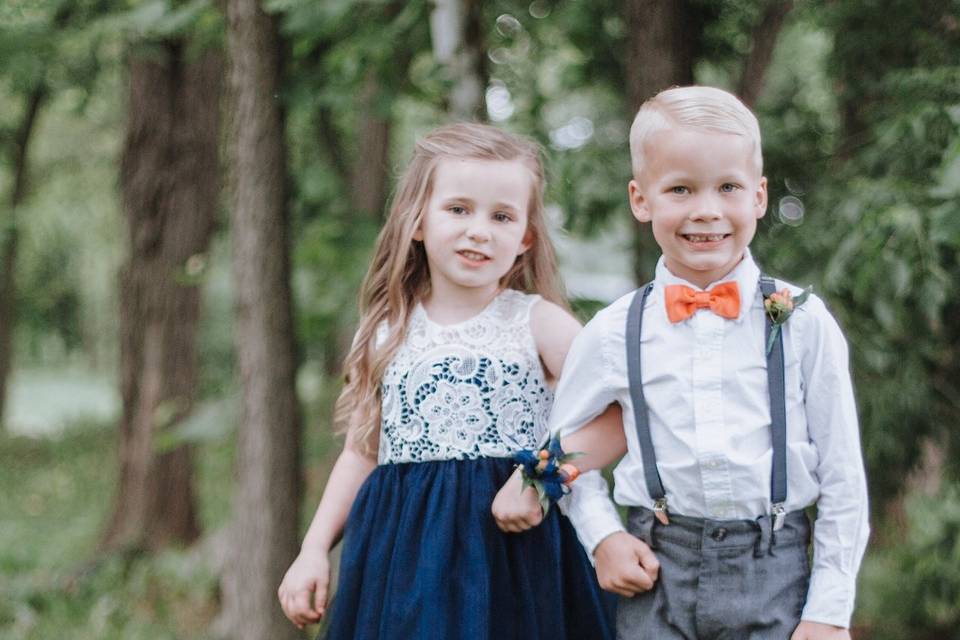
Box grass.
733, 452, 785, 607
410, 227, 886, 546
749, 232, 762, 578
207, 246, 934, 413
0, 407, 339, 640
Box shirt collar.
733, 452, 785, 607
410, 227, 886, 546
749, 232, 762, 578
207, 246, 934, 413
653, 249, 760, 323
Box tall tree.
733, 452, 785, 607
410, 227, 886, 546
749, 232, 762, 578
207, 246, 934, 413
101, 41, 222, 551
624, 0, 698, 113
431, 0, 486, 120
624, 0, 702, 280
0, 1, 79, 429
220, 0, 301, 638
736, 1, 794, 108
0, 86, 44, 432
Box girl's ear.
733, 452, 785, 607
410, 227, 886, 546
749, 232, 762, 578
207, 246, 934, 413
628, 179, 651, 223
412, 226, 424, 241
517, 228, 534, 255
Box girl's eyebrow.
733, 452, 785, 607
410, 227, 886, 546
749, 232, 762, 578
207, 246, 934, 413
438, 196, 522, 213
492, 201, 520, 213
439, 195, 475, 205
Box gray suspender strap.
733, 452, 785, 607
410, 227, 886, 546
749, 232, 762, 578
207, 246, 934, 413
625, 283, 665, 505
759, 276, 788, 529
625, 276, 788, 530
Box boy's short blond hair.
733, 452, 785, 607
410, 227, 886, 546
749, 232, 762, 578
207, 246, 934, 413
629, 86, 763, 177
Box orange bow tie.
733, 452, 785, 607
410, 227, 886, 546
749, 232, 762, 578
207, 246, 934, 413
664, 281, 741, 323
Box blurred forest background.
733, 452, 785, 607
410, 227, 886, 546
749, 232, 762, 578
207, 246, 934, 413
1, 0, 959, 638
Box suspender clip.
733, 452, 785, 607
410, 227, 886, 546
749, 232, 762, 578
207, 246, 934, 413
772, 502, 786, 531
653, 497, 670, 526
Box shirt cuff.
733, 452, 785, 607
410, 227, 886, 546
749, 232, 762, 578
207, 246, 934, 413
801, 566, 858, 628
561, 473, 625, 564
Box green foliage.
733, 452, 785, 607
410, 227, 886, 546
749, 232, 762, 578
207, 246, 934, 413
15, 224, 82, 354
0, 385, 338, 639
858, 483, 960, 639
0, 422, 223, 639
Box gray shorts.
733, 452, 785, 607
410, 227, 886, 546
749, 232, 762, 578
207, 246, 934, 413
616, 506, 811, 640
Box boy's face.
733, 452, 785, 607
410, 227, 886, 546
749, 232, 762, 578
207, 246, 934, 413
628, 127, 767, 290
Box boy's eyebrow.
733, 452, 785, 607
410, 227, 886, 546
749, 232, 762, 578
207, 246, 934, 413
657, 169, 752, 182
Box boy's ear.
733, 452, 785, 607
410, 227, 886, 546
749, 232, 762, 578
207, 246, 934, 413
628, 179, 651, 223
754, 176, 769, 219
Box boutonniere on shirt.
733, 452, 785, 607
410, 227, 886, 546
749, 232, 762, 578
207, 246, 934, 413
514, 436, 582, 515
763, 286, 812, 355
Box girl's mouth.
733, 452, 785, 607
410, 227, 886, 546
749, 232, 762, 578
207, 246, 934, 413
458, 250, 490, 262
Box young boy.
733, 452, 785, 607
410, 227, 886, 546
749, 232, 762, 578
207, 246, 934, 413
493, 86, 869, 639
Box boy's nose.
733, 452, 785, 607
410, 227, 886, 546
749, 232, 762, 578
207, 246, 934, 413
689, 195, 723, 220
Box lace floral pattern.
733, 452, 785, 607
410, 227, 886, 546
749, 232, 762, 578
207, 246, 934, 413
379, 290, 552, 464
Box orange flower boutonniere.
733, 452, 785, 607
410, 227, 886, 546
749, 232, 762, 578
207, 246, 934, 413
763, 286, 812, 355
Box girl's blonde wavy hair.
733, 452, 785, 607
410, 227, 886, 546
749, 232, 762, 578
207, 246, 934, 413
335, 122, 566, 457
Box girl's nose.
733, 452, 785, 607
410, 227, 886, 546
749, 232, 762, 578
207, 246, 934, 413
466, 220, 491, 242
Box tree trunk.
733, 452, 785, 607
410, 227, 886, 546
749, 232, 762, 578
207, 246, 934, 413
101, 42, 221, 552
736, 1, 794, 108
349, 73, 392, 219
431, 0, 487, 120
0, 86, 46, 431
624, 0, 700, 282
220, 1, 301, 638
624, 0, 697, 113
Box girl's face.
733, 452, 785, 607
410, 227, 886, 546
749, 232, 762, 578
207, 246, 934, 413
414, 158, 534, 300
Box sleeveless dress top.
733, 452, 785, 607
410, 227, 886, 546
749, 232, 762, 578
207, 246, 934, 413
379, 288, 552, 464
323, 289, 615, 640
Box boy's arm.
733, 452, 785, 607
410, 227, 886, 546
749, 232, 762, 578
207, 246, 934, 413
547, 301, 659, 595
797, 297, 870, 628
547, 310, 627, 547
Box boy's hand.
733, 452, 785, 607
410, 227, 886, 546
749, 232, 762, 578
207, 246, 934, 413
278, 549, 330, 629
492, 467, 543, 532
790, 621, 851, 640
593, 531, 660, 597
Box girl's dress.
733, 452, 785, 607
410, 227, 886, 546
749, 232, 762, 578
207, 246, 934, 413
324, 289, 615, 640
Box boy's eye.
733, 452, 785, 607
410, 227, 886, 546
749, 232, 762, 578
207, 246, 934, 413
720, 183, 740, 192
670, 186, 689, 195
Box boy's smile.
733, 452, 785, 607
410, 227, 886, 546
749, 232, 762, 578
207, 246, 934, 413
628, 127, 767, 290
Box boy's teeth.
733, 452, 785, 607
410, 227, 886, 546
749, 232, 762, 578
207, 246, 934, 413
685, 234, 726, 242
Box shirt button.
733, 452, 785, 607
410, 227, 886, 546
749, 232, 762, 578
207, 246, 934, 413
711, 527, 728, 542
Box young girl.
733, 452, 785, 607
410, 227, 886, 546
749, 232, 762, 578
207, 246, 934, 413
277, 123, 614, 639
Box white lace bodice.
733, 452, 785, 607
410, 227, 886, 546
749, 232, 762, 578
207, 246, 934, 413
378, 289, 552, 464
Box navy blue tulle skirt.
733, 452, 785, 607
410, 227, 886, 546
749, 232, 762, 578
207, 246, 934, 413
323, 457, 615, 640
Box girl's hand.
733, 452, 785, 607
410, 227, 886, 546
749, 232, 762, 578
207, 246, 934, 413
491, 467, 543, 532
790, 621, 851, 640
278, 549, 330, 629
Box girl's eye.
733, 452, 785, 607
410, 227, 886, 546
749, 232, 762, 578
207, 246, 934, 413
449, 205, 467, 215
670, 186, 688, 195
493, 212, 513, 223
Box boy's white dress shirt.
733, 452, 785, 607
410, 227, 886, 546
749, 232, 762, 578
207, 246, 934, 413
553, 251, 869, 628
